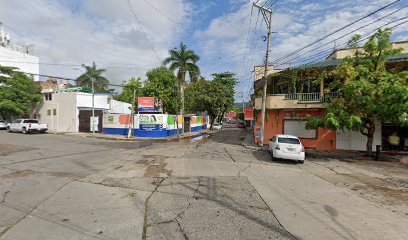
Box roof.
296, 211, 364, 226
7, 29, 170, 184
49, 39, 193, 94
289, 53, 408, 71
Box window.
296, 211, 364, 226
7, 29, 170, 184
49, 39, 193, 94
53, 109, 57, 115
13, 119, 21, 123
47, 109, 51, 116
284, 120, 317, 139
44, 93, 52, 101
278, 137, 300, 144
23, 119, 38, 123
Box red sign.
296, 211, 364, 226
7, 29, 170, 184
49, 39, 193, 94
244, 108, 254, 120
138, 97, 155, 112
138, 97, 154, 107
225, 111, 236, 119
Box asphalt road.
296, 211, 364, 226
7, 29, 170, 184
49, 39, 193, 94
0, 130, 407, 240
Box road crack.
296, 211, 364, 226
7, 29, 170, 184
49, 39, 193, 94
1, 190, 10, 203
142, 177, 165, 240
238, 161, 253, 177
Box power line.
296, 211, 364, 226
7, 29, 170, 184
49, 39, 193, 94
275, 16, 408, 68
272, 0, 402, 65
123, 0, 161, 61
274, 5, 408, 67
17, 72, 125, 88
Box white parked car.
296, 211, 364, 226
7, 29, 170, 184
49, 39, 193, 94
269, 135, 305, 163
7, 119, 48, 134
0, 120, 6, 130
212, 123, 222, 130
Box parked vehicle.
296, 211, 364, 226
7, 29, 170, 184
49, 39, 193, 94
268, 135, 305, 163
0, 120, 6, 130
7, 119, 48, 134
227, 119, 236, 124
212, 123, 222, 130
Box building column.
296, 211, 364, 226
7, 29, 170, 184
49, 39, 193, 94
320, 78, 324, 98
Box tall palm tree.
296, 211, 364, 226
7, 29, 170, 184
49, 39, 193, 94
76, 62, 110, 92
163, 42, 200, 117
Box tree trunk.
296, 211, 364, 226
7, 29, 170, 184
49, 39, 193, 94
209, 115, 216, 131
365, 121, 375, 157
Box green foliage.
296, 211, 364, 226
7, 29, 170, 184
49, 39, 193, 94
163, 42, 200, 114
0, 65, 42, 118
185, 72, 237, 128
113, 77, 143, 111
306, 28, 408, 155
76, 62, 110, 92
142, 67, 178, 114
211, 72, 237, 116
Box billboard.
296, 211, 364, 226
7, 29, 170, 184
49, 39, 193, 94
139, 114, 164, 131
244, 107, 254, 120
138, 97, 155, 112
225, 111, 236, 119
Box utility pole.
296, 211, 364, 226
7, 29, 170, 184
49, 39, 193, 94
127, 88, 136, 139
73, 67, 95, 134
240, 92, 245, 112
253, 1, 273, 147
91, 76, 95, 134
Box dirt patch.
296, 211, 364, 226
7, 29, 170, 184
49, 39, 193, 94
316, 172, 408, 216
141, 155, 172, 178
0, 170, 36, 178
0, 144, 37, 156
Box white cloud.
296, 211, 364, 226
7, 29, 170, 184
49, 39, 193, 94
194, 0, 408, 100
0, 0, 192, 84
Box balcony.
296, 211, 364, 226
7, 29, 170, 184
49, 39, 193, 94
285, 92, 339, 102
254, 92, 338, 110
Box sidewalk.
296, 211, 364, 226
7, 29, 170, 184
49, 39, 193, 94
50, 130, 208, 142
241, 129, 261, 150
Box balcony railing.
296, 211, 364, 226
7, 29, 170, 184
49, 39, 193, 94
284, 92, 339, 102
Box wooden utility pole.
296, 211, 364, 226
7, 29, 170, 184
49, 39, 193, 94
253, 1, 272, 147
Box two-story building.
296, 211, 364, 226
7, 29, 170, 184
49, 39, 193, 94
253, 40, 408, 152
35, 85, 131, 133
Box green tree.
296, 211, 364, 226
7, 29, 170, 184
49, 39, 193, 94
163, 42, 200, 116
212, 72, 237, 119
185, 73, 237, 129
306, 28, 408, 156
76, 62, 110, 92
0, 66, 42, 119
142, 67, 178, 114
114, 77, 143, 111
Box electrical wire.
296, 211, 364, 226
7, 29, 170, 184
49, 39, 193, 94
123, 0, 160, 61
272, 0, 403, 65
273, 5, 408, 67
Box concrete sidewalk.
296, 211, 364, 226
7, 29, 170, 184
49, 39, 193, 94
50, 130, 208, 142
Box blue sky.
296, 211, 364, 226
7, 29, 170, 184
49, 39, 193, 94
1, 0, 408, 102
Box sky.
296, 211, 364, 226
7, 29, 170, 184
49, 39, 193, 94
1, 0, 408, 102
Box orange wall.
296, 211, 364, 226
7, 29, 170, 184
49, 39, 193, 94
254, 110, 336, 151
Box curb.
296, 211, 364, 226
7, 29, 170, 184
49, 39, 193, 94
51, 130, 209, 142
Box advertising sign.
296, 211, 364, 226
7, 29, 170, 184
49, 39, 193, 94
138, 97, 155, 112
225, 111, 236, 119
244, 108, 254, 120
139, 114, 164, 131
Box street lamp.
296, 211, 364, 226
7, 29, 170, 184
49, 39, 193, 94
73, 67, 95, 134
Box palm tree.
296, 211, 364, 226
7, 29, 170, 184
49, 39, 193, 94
76, 62, 110, 92
163, 43, 200, 117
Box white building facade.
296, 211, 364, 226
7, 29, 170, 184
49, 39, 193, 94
35, 91, 131, 132
0, 26, 39, 81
